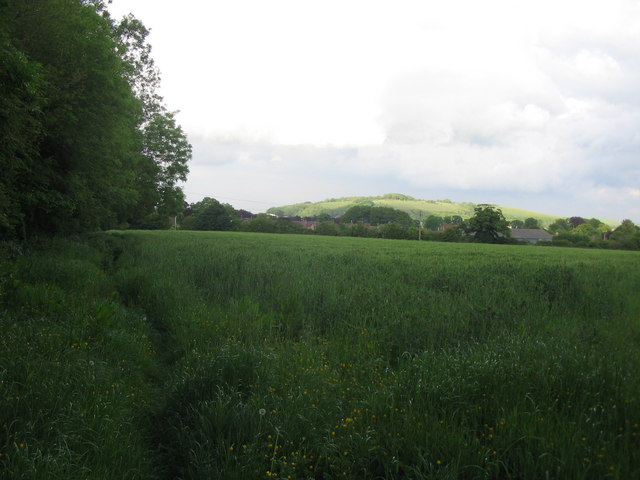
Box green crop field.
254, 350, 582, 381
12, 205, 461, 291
2, 231, 639, 479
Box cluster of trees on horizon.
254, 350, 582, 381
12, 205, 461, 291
1, 0, 190, 241
169, 198, 640, 250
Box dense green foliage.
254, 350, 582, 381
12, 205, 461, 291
462, 205, 511, 243
610, 219, 640, 245
182, 197, 237, 231
547, 219, 640, 249
341, 205, 415, 227
0, 0, 190, 239
2, 232, 640, 478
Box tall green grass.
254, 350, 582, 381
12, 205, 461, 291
2, 231, 639, 478
0, 236, 158, 479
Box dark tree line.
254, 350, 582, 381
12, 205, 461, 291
341, 205, 415, 228
0, 0, 190, 239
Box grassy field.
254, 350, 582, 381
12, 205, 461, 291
1, 231, 639, 479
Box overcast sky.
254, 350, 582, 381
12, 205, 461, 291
108, 0, 640, 222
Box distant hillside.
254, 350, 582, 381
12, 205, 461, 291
267, 193, 564, 227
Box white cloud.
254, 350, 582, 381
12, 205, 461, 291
108, 0, 640, 222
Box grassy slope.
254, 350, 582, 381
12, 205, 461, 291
267, 194, 613, 227
2, 231, 639, 479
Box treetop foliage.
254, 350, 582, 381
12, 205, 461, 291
0, 0, 191, 239
462, 205, 511, 243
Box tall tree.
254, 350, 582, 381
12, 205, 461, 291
2, 0, 144, 235
0, 0, 191, 238
141, 110, 191, 217
0, 36, 45, 237
462, 205, 510, 243
114, 13, 191, 224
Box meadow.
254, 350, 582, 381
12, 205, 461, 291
1, 231, 639, 479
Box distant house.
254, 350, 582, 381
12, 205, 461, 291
510, 228, 553, 244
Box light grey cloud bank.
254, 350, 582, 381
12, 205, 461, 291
109, 0, 640, 221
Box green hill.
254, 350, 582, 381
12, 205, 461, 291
267, 193, 565, 227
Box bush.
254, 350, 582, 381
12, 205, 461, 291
379, 222, 406, 239
553, 232, 590, 245
131, 212, 172, 230
240, 214, 277, 233
315, 221, 340, 236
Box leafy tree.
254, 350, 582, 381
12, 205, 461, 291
568, 217, 586, 228
114, 13, 191, 224
587, 218, 604, 229
552, 232, 590, 246
342, 206, 413, 227
134, 212, 172, 230
141, 110, 191, 217
0, 39, 45, 237
194, 204, 233, 231
424, 215, 444, 231
346, 222, 375, 238
274, 218, 306, 234
113, 14, 162, 119
186, 197, 235, 231
510, 219, 524, 229
441, 225, 463, 242
462, 205, 510, 243
523, 217, 540, 229
610, 219, 639, 243
341, 206, 369, 224
406, 226, 420, 240
548, 218, 571, 234
315, 221, 340, 236
240, 214, 277, 233
379, 222, 406, 239
0, 0, 191, 238
574, 223, 598, 238
1, 0, 144, 235
180, 214, 197, 230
